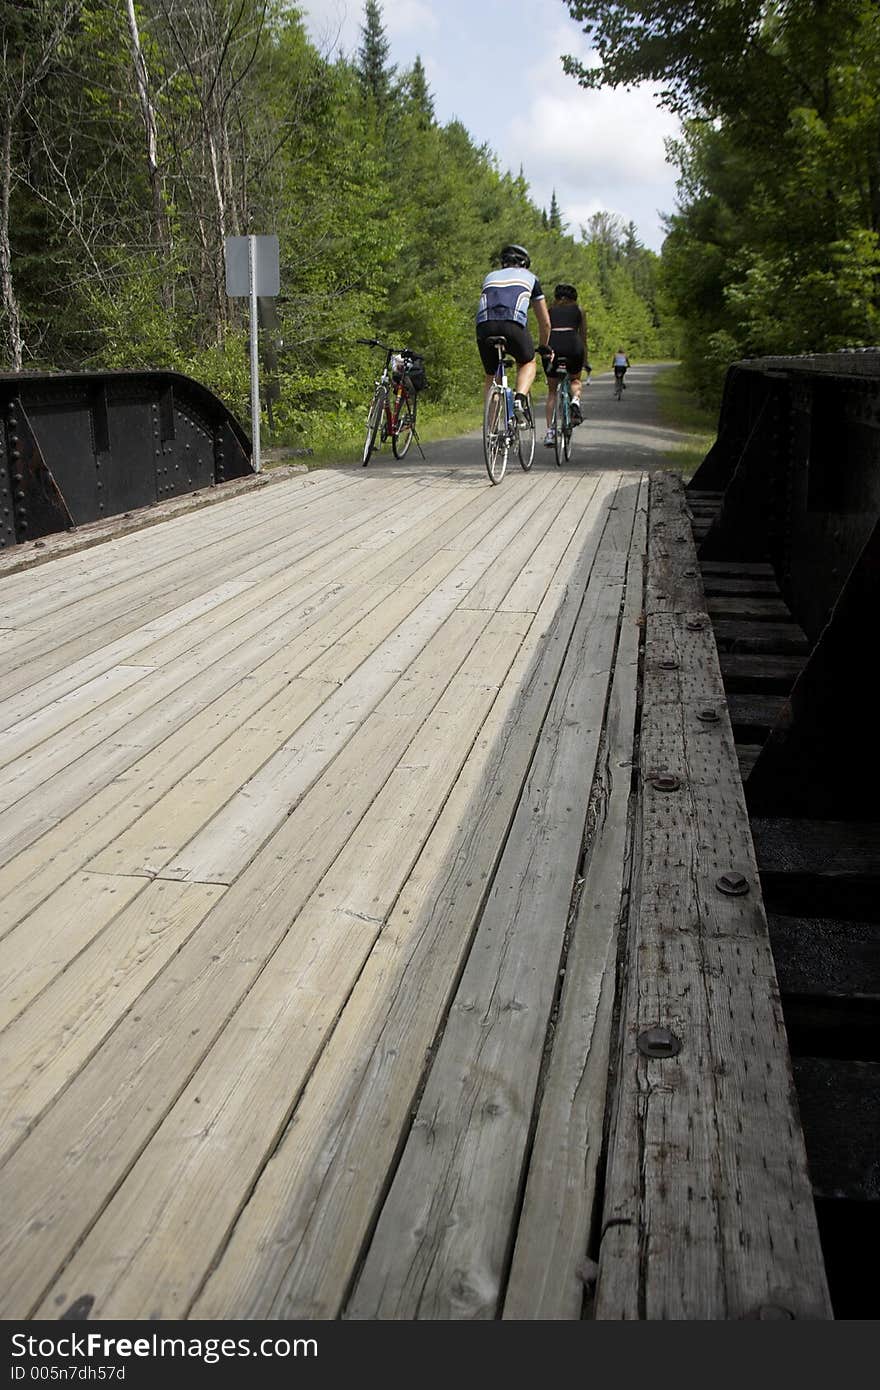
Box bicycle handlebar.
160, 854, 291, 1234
356, 337, 425, 358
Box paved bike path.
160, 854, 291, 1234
423, 361, 702, 473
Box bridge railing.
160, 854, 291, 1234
0, 369, 254, 549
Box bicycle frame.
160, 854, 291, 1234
550, 358, 573, 465
359, 338, 421, 464
483, 339, 534, 483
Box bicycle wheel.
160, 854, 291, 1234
391, 382, 417, 459
517, 395, 535, 471
362, 388, 385, 465
563, 387, 574, 462
483, 387, 508, 484
553, 386, 566, 467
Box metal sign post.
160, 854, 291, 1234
224, 235, 280, 475
247, 237, 261, 471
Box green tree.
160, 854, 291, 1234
357, 0, 395, 110
400, 55, 434, 128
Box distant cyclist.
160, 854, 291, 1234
543, 283, 589, 447
612, 348, 630, 389
476, 244, 552, 425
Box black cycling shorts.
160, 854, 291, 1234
546, 332, 585, 378
476, 319, 535, 373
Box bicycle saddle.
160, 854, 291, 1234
486, 335, 508, 347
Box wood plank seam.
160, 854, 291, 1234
593, 470, 832, 1321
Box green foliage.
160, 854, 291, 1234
566, 1, 880, 408
357, 0, 396, 109
3, 0, 670, 449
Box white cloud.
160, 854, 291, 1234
297, 2, 681, 250
298, 0, 436, 59
386, 0, 438, 37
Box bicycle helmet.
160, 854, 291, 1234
499, 244, 531, 268
554, 283, 577, 301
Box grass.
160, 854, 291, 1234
262, 396, 482, 472
653, 364, 719, 479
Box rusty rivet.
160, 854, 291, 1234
637, 1026, 682, 1059
650, 774, 681, 792
717, 872, 750, 896
697, 708, 720, 723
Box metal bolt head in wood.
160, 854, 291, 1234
658, 659, 678, 670
697, 708, 720, 723
650, 774, 681, 791
716, 872, 750, 896
637, 1026, 682, 1059
686, 619, 705, 631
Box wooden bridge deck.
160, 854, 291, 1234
0, 458, 831, 1320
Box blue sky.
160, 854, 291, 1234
298, 0, 682, 253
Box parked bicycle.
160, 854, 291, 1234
358, 338, 425, 465
482, 336, 535, 485
547, 355, 575, 466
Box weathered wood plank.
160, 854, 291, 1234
752, 818, 880, 874
707, 596, 792, 620
0, 471, 377, 677
711, 619, 810, 653
767, 914, 880, 999
0, 871, 146, 1019
0, 473, 352, 627
159, 486, 569, 885
726, 693, 790, 732
702, 578, 781, 596
500, 475, 601, 613
188, 477, 628, 1321
0, 881, 225, 1164
700, 561, 776, 578
35, 612, 532, 1319
718, 652, 806, 690
346, 496, 637, 1319
594, 471, 831, 1321
0, 491, 512, 923
0, 471, 461, 727
0, 483, 512, 868
501, 480, 647, 1319
0, 602, 497, 1317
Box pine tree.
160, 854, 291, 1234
549, 189, 563, 232
402, 54, 434, 127
357, 0, 396, 109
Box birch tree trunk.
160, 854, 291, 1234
0, 113, 24, 371
123, 0, 173, 308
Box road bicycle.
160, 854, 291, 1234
548, 356, 575, 466
614, 366, 626, 401
482, 337, 535, 485
358, 338, 425, 465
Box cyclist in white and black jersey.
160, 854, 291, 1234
476, 244, 552, 424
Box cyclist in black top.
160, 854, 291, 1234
543, 283, 589, 447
